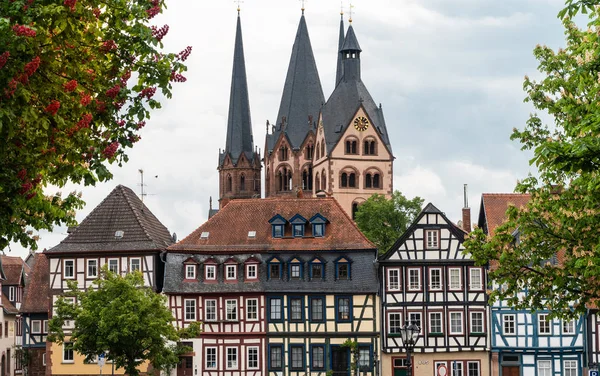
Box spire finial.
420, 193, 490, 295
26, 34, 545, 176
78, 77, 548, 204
234, 0, 243, 13
299, 0, 306, 14
348, 1, 354, 23
340, 1, 344, 16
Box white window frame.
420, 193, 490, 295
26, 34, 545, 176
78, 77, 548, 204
43, 320, 48, 333
538, 313, 551, 335
503, 314, 515, 335
449, 267, 462, 290
467, 361, 480, 376
205, 265, 216, 280
470, 311, 484, 333
469, 268, 482, 290
130, 258, 141, 272
247, 346, 259, 370
452, 361, 464, 376
429, 312, 443, 334
226, 347, 238, 370
425, 229, 439, 249
429, 268, 442, 290
8, 286, 15, 301
564, 360, 577, 376
226, 299, 238, 321
537, 360, 552, 376
108, 259, 119, 274
205, 347, 217, 369
87, 259, 98, 278
63, 342, 74, 363
388, 312, 403, 334
408, 312, 423, 334
205, 299, 217, 321
449, 311, 464, 335
246, 264, 257, 279
290, 263, 301, 279
42, 353, 46, 366
184, 299, 196, 321
31, 320, 42, 334
246, 298, 258, 321
226, 265, 237, 280
185, 264, 196, 279
64, 259, 75, 279
387, 268, 400, 291
407, 268, 421, 291
562, 319, 576, 334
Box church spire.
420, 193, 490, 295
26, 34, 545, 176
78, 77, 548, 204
335, 12, 345, 86
340, 24, 362, 82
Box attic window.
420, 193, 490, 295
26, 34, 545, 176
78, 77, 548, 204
114, 230, 124, 239
335, 125, 343, 133
248, 231, 256, 238
200, 232, 210, 239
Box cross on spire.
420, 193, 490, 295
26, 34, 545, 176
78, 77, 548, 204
234, 0, 243, 13
340, 0, 344, 15
299, 0, 306, 14
348, 1, 354, 23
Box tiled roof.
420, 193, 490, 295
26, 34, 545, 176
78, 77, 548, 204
169, 197, 375, 252
478, 193, 530, 237
2, 298, 18, 315
20, 253, 49, 313
46, 185, 173, 253
0, 255, 28, 285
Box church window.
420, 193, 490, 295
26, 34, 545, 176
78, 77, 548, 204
305, 144, 314, 159
240, 174, 246, 191
276, 166, 292, 191
302, 166, 313, 190
279, 145, 289, 161
366, 173, 372, 188
352, 202, 359, 220
226, 174, 232, 192
316, 142, 321, 159
315, 172, 321, 191
342, 171, 357, 188
349, 173, 356, 187
254, 173, 260, 192
341, 173, 348, 187
365, 171, 382, 189
363, 139, 377, 155
345, 139, 358, 154
321, 143, 325, 158
321, 170, 326, 191
373, 173, 380, 188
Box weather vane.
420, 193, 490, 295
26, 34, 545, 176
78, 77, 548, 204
348, 1, 354, 23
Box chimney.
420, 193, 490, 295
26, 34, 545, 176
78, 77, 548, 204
462, 184, 471, 233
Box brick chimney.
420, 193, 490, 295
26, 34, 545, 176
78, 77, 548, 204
462, 184, 471, 233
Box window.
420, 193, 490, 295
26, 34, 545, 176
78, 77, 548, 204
8, 286, 15, 301
408, 312, 422, 332
429, 312, 442, 334
305, 144, 314, 160
226, 300, 238, 321
290, 264, 301, 279
470, 311, 484, 333
42, 353, 46, 366
425, 230, 439, 249
340, 172, 357, 188
538, 314, 551, 335
273, 225, 284, 238
470, 268, 482, 290
564, 360, 577, 376
205, 265, 216, 280
64, 260, 74, 279
269, 297, 282, 321
387, 269, 400, 291
247, 347, 259, 369
430, 268, 442, 290
290, 297, 303, 321
365, 172, 381, 189
31, 320, 41, 334
408, 268, 421, 290
537, 360, 552, 376
269, 262, 281, 280
290, 345, 304, 370
184, 299, 196, 321
246, 264, 257, 279
43, 320, 48, 333
246, 299, 258, 321
359, 346, 371, 371
313, 223, 324, 237
310, 262, 323, 279
63, 342, 74, 362
130, 258, 141, 272
226, 265, 237, 280
467, 362, 480, 376
345, 139, 357, 154
185, 265, 196, 279
226, 347, 237, 369
205, 347, 217, 369
337, 297, 352, 322
226, 174, 232, 192
205, 300, 217, 321
503, 314, 515, 335
452, 361, 464, 376
85, 259, 98, 278
449, 268, 462, 290
279, 145, 288, 161
389, 313, 402, 334
563, 319, 576, 334
310, 297, 324, 322
269, 345, 283, 370
293, 224, 304, 237
240, 174, 246, 191
311, 345, 325, 370
336, 259, 351, 280
450, 312, 463, 334
108, 259, 119, 274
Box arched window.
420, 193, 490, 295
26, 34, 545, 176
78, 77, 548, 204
349, 173, 356, 187
365, 173, 372, 188
341, 169, 357, 188
321, 169, 326, 191
279, 145, 288, 161
321, 143, 325, 159
240, 174, 246, 191
226, 174, 232, 192
345, 138, 357, 154
254, 173, 260, 192
305, 144, 314, 160
316, 142, 320, 159
365, 170, 382, 189
363, 139, 376, 155
315, 172, 321, 191
277, 166, 293, 191
341, 173, 348, 188
373, 173, 380, 188
352, 202, 359, 220
302, 166, 313, 190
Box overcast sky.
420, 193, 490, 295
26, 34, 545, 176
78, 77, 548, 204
7, 0, 570, 257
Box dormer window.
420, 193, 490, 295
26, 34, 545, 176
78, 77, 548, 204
309, 214, 328, 238
226, 265, 237, 280
293, 224, 304, 237
246, 264, 257, 280
335, 257, 352, 280
309, 257, 325, 280
205, 265, 216, 281
273, 225, 283, 238
269, 214, 287, 238
267, 257, 283, 280
288, 258, 303, 280
186, 265, 196, 280
289, 214, 307, 238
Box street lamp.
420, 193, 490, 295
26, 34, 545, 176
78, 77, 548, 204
399, 321, 420, 376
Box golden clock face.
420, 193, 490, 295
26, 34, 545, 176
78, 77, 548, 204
354, 116, 369, 131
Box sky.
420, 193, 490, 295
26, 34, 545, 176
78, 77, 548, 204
7, 0, 571, 258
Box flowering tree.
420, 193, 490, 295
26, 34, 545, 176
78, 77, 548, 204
465, 1, 600, 318
0, 0, 190, 250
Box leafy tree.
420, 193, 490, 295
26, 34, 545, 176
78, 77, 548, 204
48, 269, 201, 375
465, 1, 600, 318
355, 191, 423, 254
0, 0, 191, 250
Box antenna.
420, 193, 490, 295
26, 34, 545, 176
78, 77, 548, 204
138, 169, 158, 204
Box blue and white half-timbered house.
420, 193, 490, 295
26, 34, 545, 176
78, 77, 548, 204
379, 203, 490, 376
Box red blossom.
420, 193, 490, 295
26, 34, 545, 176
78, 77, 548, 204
136, 121, 146, 130
64, 0, 76, 11
177, 46, 192, 62
44, 100, 61, 115
102, 141, 120, 159
170, 71, 187, 82
16, 73, 29, 84
4, 79, 18, 97
80, 92, 91, 106
146, 6, 160, 18
120, 70, 131, 84
96, 100, 106, 113
17, 169, 27, 181
93, 8, 101, 18
101, 40, 117, 52
105, 84, 121, 99
151, 25, 169, 41
12, 25, 36, 37
77, 113, 92, 128
0, 52, 9, 69
20, 182, 33, 195
117, 120, 125, 127
139, 87, 156, 100
26, 192, 36, 200
23, 56, 40, 76
128, 135, 141, 143
64, 79, 78, 92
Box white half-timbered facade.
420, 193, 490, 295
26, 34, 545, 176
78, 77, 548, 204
380, 203, 490, 376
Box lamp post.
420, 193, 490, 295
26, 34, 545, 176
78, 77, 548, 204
399, 321, 420, 376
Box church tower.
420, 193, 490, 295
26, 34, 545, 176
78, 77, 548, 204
314, 19, 394, 218
218, 10, 261, 208
264, 9, 325, 198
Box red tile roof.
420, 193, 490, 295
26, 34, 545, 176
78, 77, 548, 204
1, 255, 28, 285
479, 193, 531, 237
169, 197, 375, 252
20, 253, 49, 313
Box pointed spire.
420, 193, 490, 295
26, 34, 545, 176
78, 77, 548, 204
341, 24, 362, 52
223, 12, 254, 166
273, 13, 325, 149
335, 12, 345, 85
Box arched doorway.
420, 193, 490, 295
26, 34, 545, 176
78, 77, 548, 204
1, 354, 6, 376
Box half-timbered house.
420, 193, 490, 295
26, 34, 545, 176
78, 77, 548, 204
478, 193, 585, 376
380, 203, 490, 376
164, 197, 379, 376
43, 184, 174, 375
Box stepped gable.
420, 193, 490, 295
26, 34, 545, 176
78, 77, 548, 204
169, 197, 375, 252
20, 253, 49, 313
46, 185, 173, 253
478, 193, 531, 237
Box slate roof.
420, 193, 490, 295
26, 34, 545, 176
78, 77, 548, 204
341, 24, 362, 52
20, 253, 49, 314
335, 14, 344, 86
46, 185, 173, 253
477, 193, 531, 237
219, 13, 256, 167
168, 197, 375, 252
0, 255, 28, 285
266, 14, 325, 152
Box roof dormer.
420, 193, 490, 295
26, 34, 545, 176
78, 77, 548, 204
289, 214, 308, 238
269, 214, 287, 238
